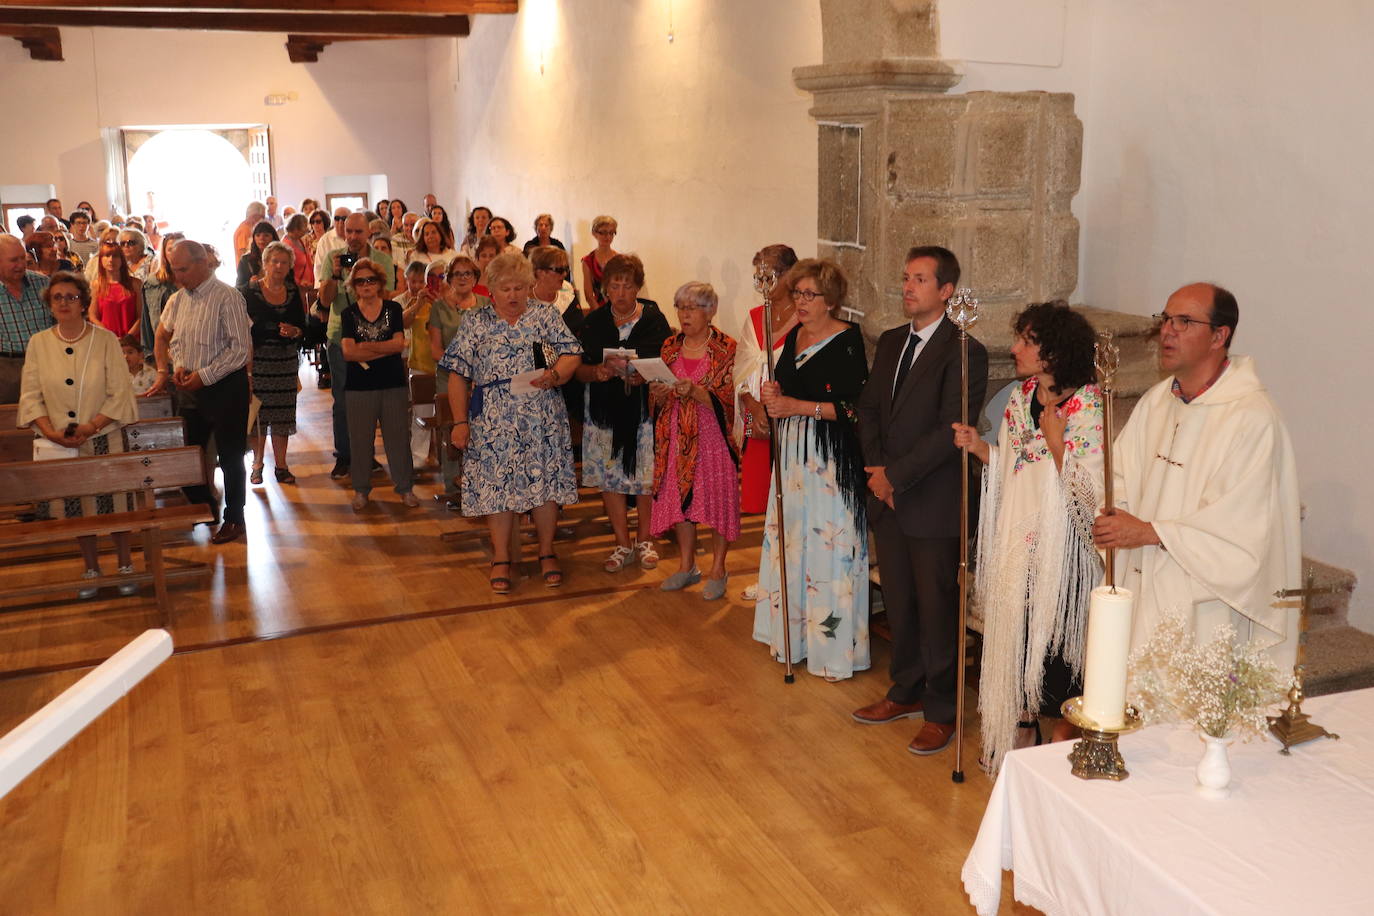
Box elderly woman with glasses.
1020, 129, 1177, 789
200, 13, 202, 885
648, 281, 740, 600
245, 241, 308, 486
575, 253, 671, 574
752, 259, 871, 683
425, 255, 488, 509
442, 251, 583, 593
19, 271, 139, 598
340, 258, 417, 511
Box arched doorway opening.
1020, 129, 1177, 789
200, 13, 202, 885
127, 129, 254, 282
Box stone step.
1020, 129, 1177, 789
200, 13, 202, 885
1299, 557, 1357, 632
1304, 625, 1374, 697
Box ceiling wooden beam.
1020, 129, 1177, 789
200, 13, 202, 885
0, 1, 514, 12
285, 32, 425, 64
0, 9, 473, 36
0, 25, 62, 60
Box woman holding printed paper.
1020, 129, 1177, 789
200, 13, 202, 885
19, 270, 138, 598
951, 301, 1103, 771
574, 253, 672, 574
442, 251, 583, 593
648, 282, 740, 599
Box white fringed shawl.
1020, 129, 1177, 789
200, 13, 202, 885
974, 380, 1105, 772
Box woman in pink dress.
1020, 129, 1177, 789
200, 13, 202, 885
89, 238, 142, 340
580, 214, 618, 309
649, 281, 740, 600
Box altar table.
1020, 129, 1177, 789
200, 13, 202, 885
962, 688, 1374, 915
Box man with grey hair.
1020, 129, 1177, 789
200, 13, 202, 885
150, 240, 252, 544
312, 205, 351, 285
0, 234, 53, 401
264, 195, 284, 231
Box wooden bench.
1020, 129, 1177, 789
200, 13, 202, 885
0, 447, 213, 625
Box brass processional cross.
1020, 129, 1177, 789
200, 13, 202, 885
1268, 569, 1348, 754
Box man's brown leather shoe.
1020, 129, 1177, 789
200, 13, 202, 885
210, 522, 246, 545
907, 720, 955, 756
852, 698, 924, 725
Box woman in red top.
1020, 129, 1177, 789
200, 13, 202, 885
580, 215, 618, 309
89, 238, 143, 340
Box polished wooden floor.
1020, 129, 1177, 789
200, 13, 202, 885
0, 375, 1034, 914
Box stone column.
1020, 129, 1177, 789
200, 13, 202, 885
795, 0, 1082, 350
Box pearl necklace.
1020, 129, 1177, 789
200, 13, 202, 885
54, 321, 88, 344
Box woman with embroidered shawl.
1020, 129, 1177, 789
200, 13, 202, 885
752, 259, 870, 682
952, 301, 1104, 771
649, 282, 739, 600
575, 253, 672, 574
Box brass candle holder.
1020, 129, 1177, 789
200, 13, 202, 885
1062, 698, 1144, 780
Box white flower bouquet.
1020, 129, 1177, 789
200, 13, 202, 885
1128, 615, 1286, 740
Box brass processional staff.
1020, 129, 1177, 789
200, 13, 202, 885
946, 289, 979, 784
757, 268, 795, 684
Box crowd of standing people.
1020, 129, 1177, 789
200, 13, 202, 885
4, 193, 1299, 773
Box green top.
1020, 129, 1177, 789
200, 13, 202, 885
427, 294, 491, 371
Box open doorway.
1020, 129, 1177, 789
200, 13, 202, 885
125, 127, 264, 282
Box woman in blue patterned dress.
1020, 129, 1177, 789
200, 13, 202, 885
752, 259, 871, 682
441, 251, 583, 593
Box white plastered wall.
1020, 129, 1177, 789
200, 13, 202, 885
0, 28, 433, 219
434, 0, 822, 334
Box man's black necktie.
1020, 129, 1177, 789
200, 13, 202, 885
893, 331, 921, 396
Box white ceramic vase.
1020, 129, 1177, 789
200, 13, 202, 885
1195, 733, 1235, 799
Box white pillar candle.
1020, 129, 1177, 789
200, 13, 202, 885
1082, 586, 1135, 729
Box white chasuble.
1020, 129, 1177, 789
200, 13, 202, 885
1113, 355, 1301, 670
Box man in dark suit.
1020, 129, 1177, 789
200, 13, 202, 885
854, 246, 988, 755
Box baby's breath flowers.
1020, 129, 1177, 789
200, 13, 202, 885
1129, 615, 1286, 740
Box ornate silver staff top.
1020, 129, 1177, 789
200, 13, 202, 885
753, 266, 778, 301
946, 287, 980, 331
1094, 330, 1120, 390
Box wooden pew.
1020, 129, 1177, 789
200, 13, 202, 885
0, 429, 31, 464
0, 447, 213, 625
0, 404, 16, 431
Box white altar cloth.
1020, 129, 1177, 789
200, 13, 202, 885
962, 688, 1374, 915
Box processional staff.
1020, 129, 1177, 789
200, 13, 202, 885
945, 288, 979, 784
756, 267, 794, 685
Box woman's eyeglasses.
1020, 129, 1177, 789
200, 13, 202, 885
789, 289, 823, 303
538, 266, 569, 276
353, 276, 381, 286
449, 270, 477, 279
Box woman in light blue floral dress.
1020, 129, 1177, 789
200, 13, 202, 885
441, 252, 583, 593
753, 259, 871, 681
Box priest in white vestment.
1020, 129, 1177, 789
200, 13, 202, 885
1092, 283, 1301, 671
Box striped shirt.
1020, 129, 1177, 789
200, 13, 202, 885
159, 275, 251, 386
0, 271, 54, 353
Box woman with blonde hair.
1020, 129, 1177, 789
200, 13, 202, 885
441, 251, 583, 592
580, 215, 618, 309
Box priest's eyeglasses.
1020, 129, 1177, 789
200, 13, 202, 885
1153, 311, 1217, 332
